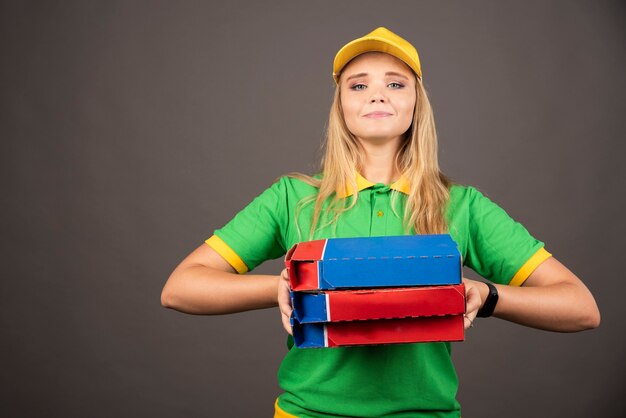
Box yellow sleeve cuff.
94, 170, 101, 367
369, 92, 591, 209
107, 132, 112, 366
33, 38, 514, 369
205, 235, 249, 274
274, 399, 298, 418
509, 247, 552, 286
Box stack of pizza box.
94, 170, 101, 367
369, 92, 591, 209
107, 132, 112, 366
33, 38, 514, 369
285, 235, 466, 348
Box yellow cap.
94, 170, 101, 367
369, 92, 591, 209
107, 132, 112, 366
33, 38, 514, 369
333, 27, 422, 83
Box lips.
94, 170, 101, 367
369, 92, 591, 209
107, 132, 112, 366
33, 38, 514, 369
363, 111, 393, 118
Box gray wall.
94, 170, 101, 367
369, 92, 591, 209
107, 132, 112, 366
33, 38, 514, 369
1, 1, 624, 417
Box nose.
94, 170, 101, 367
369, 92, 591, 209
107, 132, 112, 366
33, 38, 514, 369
369, 92, 386, 103
369, 88, 386, 103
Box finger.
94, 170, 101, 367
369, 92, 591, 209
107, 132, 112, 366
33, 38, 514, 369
277, 274, 293, 335
278, 289, 293, 335
281, 311, 293, 335
279, 302, 292, 319
279, 303, 292, 318
465, 285, 481, 315
277, 284, 293, 316
463, 285, 481, 330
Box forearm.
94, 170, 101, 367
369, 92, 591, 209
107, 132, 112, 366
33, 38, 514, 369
474, 257, 600, 332
485, 281, 599, 332
161, 265, 279, 315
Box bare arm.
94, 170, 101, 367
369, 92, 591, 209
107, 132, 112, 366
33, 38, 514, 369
467, 256, 600, 332
161, 243, 280, 315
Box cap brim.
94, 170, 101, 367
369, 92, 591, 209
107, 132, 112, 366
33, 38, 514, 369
333, 37, 421, 82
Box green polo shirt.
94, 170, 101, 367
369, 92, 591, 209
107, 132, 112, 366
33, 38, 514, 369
206, 174, 550, 418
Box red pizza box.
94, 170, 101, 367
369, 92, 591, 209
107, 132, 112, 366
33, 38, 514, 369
291, 284, 465, 323
292, 315, 465, 348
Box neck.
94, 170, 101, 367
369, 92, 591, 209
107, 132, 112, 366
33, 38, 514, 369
356, 136, 402, 184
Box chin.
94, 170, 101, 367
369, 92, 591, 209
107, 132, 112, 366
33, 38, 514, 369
357, 132, 406, 143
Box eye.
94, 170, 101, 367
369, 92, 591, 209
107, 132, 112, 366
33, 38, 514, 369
350, 83, 367, 91
388, 82, 405, 89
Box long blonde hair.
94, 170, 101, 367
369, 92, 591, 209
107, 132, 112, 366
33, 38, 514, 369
289, 72, 450, 238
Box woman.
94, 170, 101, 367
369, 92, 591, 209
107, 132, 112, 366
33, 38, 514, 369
161, 27, 600, 418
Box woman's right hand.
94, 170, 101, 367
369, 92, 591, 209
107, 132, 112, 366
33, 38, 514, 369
278, 268, 293, 335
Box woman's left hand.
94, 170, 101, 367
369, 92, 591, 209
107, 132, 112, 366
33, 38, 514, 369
462, 278, 484, 330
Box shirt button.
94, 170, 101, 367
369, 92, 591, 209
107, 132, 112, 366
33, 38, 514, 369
377, 210, 384, 217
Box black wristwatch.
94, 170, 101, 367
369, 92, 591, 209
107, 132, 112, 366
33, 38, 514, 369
477, 282, 499, 318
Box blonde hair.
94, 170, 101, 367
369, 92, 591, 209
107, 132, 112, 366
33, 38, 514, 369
289, 72, 450, 238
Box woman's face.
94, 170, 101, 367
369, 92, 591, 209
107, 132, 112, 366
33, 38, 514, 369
340, 52, 417, 144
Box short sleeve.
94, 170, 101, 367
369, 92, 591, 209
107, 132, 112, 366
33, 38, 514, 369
206, 178, 288, 273
463, 187, 551, 286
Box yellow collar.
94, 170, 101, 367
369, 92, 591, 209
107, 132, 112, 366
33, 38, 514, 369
338, 173, 410, 198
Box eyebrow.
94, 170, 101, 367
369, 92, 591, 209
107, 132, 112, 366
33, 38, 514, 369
344, 71, 411, 82
345, 72, 368, 82
385, 71, 410, 81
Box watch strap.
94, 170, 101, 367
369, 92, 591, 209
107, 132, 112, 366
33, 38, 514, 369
477, 281, 499, 318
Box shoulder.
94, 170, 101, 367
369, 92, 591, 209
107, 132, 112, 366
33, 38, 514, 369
273, 173, 321, 196
246, 175, 320, 211
449, 184, 484, 198
449, 184, 497, 206
448, 184, 483, 207
247, 173, 321, 202
447, 184, 504, 226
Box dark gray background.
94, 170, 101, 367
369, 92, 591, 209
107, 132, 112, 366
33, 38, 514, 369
1, 1, 624, 417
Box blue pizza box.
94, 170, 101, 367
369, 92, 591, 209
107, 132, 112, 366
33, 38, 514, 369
285, 235, 461, 291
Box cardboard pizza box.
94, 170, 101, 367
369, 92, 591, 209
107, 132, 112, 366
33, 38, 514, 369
285, 235, 461, 291
291, 315, 465, 348
291, 284, 466, 323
